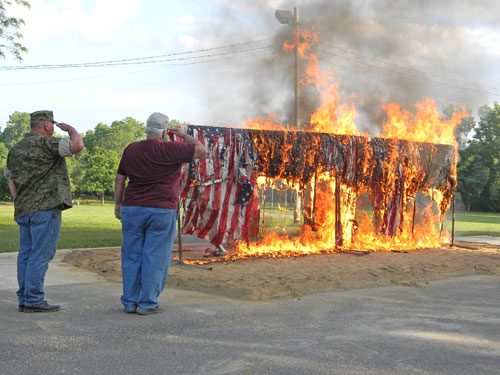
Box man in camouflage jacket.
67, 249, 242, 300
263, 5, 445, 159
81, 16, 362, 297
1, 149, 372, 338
5, 110, 84, 313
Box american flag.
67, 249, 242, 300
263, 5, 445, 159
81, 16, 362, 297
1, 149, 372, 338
179, 126, 260, 247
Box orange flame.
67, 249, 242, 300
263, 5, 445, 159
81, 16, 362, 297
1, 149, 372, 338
283, 29, 320, 60
310, 85, 360, 135
243, 114, 284, 130
381, 99, 467, 147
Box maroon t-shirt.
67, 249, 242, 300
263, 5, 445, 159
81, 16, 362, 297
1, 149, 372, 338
117, 140, 195, 209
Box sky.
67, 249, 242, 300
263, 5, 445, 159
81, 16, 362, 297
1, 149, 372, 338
1, 0, 500, 134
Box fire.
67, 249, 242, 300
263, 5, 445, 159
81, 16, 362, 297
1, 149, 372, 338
381, 99, 466, 147
309, 85, 360, 135
187, 28, 464, 264
283, 29, 319, 60
243, 114, 284, 131
352, 203, 445, 251
288, 29, 363, 135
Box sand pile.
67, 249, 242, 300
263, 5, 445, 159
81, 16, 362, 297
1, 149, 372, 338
64, 242, 500, 301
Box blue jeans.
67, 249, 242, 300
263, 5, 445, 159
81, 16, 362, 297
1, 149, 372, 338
15, 209, 62, 306
120, 206, 177, 313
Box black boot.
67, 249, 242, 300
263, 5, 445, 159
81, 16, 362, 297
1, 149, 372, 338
24, 301, 60, 313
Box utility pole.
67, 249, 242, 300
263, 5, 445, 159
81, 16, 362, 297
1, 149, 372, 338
275, 7, 301, 130
276, 6, 302, 223
294, 6, 300, 131
293, 7, 302, 223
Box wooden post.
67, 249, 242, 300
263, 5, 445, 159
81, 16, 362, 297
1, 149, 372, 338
177, 204, 183, 263
451, 195, 456, 247
335, 178, 343, 248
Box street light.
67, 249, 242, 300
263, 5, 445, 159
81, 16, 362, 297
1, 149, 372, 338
275, 10, 295, 26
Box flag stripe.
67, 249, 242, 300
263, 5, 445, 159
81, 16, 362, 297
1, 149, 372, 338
212, 132, 238, 245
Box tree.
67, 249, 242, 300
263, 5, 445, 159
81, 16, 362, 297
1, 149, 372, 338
84, 117, 144, 154
66, 153, 85, 196
0, 141, 9, 199
0, 111, 30, 149
457, 143, 490, 211
475, 104, 500, 210
82, 148, 120, 205
457, 103, 500, 211
0, 0, 30, 60
490, 175, 500, 212
475, 104, 500, 145
0, 141, 7, 165
80, 117, 144, 203
0, 111, 29, 200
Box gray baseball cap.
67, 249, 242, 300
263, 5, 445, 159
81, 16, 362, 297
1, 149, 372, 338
146, 112, 170, 130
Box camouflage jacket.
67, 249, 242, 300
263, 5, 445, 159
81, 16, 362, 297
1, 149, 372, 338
5, 133, 73, 219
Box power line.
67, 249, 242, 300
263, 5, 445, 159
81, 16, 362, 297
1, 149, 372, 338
317, 48, 500, 98
319, 42, 500, 94
0, 49, 276, 86
319, 56, 496, 105
0, 37, 279, 71
3, 33, 498, 103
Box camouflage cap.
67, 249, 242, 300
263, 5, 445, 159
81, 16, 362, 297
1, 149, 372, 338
30, 110, 55, 123
146, 112, 170, 130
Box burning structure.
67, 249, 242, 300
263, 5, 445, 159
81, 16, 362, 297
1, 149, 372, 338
178, 124, 456, 261
176, 27, 466, 261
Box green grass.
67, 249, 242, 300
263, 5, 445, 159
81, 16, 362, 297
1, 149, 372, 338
0, 204, 122, 253
0, 204, 498, 253
444, 211, 500, 237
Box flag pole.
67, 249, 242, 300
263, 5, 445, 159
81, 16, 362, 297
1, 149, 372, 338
177, 202, 183, 263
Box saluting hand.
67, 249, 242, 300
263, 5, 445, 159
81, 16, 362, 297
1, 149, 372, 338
55, 122, 74, 133
172, 125, 188, 137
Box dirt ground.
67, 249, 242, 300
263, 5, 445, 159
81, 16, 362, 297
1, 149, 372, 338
64, 241, 500, 301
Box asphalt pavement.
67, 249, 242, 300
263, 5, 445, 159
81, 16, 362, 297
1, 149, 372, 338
0, 250, 499, 375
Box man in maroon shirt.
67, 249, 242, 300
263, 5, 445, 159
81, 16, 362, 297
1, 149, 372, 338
114, 112, 207, 315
